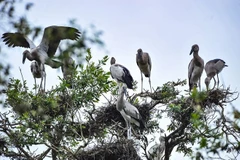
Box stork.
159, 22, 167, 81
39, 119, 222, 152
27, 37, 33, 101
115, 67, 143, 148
188, 44, 204, 91
147, 129, 165, 160
30, 61, 46, 94
2, 26, 81, 77
116, 85, 145, 139
61, 55, 75, 88
110, 57, 134, 89
136, 48, 152, 93
204, 59, 228, 90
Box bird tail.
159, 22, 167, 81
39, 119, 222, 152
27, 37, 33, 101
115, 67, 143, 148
123, 76, 133, 89
139, 119, 145, 130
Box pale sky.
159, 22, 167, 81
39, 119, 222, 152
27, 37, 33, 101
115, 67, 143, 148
1, 0, 240, 159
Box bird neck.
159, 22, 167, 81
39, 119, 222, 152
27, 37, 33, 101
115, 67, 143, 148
26, 52, 34, 61
137, 52, 143, 62
116, 91, 125, 110
193, 51, 199, 59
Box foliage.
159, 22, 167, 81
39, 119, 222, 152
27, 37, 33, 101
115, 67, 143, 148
0, 1, 240, 160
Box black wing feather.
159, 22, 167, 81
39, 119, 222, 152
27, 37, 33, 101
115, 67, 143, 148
2, 33, 30, 48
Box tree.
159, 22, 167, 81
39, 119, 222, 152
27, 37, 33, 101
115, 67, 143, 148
0, 1, 240, 160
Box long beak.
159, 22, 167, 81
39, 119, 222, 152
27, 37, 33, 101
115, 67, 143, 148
189, 49, 193, 55
22, 53, 27, 64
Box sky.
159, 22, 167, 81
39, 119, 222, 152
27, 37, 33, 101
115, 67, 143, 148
1, 0, 240, 159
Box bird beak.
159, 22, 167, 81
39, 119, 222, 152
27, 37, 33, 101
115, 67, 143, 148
22, 52, 27, 64
189, 48, 193, 55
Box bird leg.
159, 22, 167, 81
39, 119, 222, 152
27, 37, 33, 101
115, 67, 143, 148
38, 76, 43, 93
216, 74, 220, 88
34, 78, 37, 95
149, 77, 152, 93
212, 77, 216, 90
128, 125, 132, 139
43, 71, 46, 92
140, 71, 143, 93
198, 77, 201, 91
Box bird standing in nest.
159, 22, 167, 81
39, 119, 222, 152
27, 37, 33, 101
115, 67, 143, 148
204, 59, 228, 90
188, 44, 204, 91
116, 85, 145, 139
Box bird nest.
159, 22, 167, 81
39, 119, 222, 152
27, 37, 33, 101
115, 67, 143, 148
70, 103, 151, 139
74, 139, 141, 160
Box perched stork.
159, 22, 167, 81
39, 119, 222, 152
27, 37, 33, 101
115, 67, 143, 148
188, 44, 204, 91
30, 61, 46, 94
204, 59, 228, 90
2, 26, 81, 76
61, 55, 75, 88
136, 48, 152, 93
116, 85, 145, 139
147, 130, 165, 160
110, 57, 134, 89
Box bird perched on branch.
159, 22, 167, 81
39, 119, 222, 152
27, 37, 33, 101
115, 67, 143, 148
61, 55, 75, 88
116, 85, 145, 139
2, 25, 81, 84
188, 44, 204, 91
204, 59, 228, 90
110, 57, 134, 89
148, 129, 165, 160
30, 61, 46, 94
136, 48, 152, 93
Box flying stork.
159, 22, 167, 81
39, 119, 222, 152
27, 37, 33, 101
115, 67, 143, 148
204, 59, 228, 90
116, 85, 145, 139
136, 48, 152, 93
2, 25, 81, 77
30, 61, 46, 94
188, 44, 204, 91
110, 57, 134, 89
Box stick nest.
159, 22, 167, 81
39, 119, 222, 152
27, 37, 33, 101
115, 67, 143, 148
74, 139, 141, 160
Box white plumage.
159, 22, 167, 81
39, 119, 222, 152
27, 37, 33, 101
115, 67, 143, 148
188, 44, 204, 91
110, 57, 134, 89
116, 85, 145, 139
204, 59, 228, 90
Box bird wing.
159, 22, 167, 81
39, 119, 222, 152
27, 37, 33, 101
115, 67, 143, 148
39, 26, 81, 57
188, 59, 194, 85
123, 100, 141, 120
2, 32, 36, 49
147, 53, 152, 71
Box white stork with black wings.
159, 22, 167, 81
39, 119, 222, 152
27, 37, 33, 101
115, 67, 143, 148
2, 26, 81, 70
110, 57, 134, 89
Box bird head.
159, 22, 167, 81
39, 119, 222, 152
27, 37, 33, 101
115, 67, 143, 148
110, 57, 116, 65
190, 44, 199, 55
22, 50, 29, 64
119, 85, 127, 95
205, 77, 211, 91
137, 48, 143, 53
